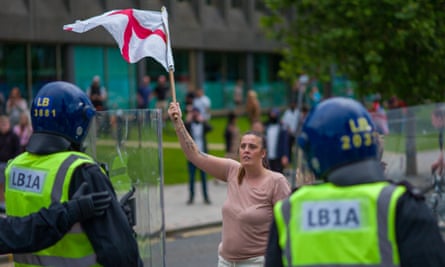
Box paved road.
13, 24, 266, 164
166, 226, 221, 267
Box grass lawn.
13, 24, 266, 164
95, 111, 442, 186
384, 132, 439, 153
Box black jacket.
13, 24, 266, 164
0, 202, 78, 254
265, 160, 445, 267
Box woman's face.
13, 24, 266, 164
239, 134, 265, 167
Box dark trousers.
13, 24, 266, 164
288, 135, 296, 162
187, 161, 209, 201
268, 159, 284, 174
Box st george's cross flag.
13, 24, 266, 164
63, 7, 174, 72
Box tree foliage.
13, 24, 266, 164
261, 0, 445, 104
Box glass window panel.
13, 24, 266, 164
204, 52, 223, 81
231, 0, 242, 8
0, 44, 26, 103
31, 45, 57, 98
74, 46, 105, 92
226, 52, 244, 81
106, 47, 134, 109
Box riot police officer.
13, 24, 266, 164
5, 81, 142, 267
265, 97, 445, 267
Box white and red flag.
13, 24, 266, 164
63, 7, 174, 72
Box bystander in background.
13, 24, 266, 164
369, 93, 389, 135
281, 101, 300, 163
13, 112, 33, 153
86, 75, 107, 111
246, 90, 261, 124
184, 107, 212, 204
0, 115, 20, 202
233, 79, 244, 114
153, 75, 170, 124
224, 111, 240, 160
6, 86, 28, 128
137, 75, 152, 109
264, 108, 290, 173
193, 87, 212, 122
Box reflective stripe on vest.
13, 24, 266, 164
5, 152, 100, 267
274, 182, 404, 267
14, 252, 97, 266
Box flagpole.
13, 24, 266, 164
168, 68, 179, 120
168, 69, 176, 103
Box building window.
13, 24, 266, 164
254, 53, 282, 83
31, 45, 58, 98
231, 0, 242, 8
0, 44, 26, 101
204, 52, 223, 81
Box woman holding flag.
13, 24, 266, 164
168, 102, 291, 267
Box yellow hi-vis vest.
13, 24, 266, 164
5, 151, 102, 267
273, 182, 405, 267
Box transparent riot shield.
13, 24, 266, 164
384, 103, 445, 232
84, 109, 165, 267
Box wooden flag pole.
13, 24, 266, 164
168, 69, 179, 120
168, 69, 176, 103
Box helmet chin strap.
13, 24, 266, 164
69, 143, 82, 152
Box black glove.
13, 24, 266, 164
66, 182, 112, 222
120, 186, 136, 227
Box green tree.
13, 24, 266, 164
261, 0, 445, 104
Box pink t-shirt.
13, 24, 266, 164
218, 160, 291, 261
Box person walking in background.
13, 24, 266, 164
224, 111, 240, 160
264, 108, 290, 173
153, 74, 170, 123
281, 101, 300, 162
233, 79, 244, 113
184, 107, 212, 205
168, 102, 290, 267
6, 86, 28, 128
308, 85, 322, 108
5, 81, 142, 267
137, 75, 152, 109
86, 75, 107, 111
193, 87, 212, 122
13, 112, 33, 153
217, 111, 240, 186
369, 93, 389, 135
0, 115, 21, 163
246, 89, 261, 124
265, 97, 445, 267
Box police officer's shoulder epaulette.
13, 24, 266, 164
393, 179, 425, 200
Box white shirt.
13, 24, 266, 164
266, 124, 280, 159
193, 95, 211, 121
281, 108, 300, 135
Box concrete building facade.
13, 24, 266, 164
0, 0, 287, 110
